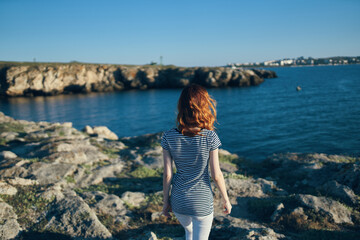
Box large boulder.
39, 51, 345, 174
0, 151, 17, 160
30, 138, 109, 164
82, 191, 130, 224
224, 178, 279, 198
136, 147, 163, 169
45, 190, 112, 239
121, 191, 146, 208
0, 181, 17, 195
75, 157, 124, 187
0, 201, 21, 239
92, 126, 119, 141
31, 162, 77, 185
211, 216, 286, 240
296, 194, 353, 224
7, 177, 39, 186
319, 180, 359, 206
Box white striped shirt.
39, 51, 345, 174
161, 128, 222, 216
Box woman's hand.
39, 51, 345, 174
162, 201, 172, 217
223, 199, 232, 214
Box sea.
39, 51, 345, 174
1, 65, 359, 161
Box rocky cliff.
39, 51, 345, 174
0, 63, 277, 97
0, 112, 359, 239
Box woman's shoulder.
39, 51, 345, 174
202, 129, 217, 135
162, 128, 177, 135
204, 129, 221, 141
162, 128, 217, 137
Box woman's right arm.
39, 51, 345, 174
162, 149, 173, 217
209, 148, 232, 214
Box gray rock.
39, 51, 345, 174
335, 162, 360, 195
100, 140, 127, 151
32, 162, 77, 185
218, 148, 234, 156
7, 177, 39, 186
0, 132, 19, 142
121, 191, 146, 207
129, 231, 158, 240
119, 149, 142, 163
212, 216, 285, 240
62, 122, 72, 128
320, 180, 359, 206
151, 212, 163, 222
50, 139, 109, 164
218, 149, 239, 173
296, 194, 353, 224
83, 125, 94, 135
146, 232, 158, 240
82, 191, 130, 224
0, 151, 17, 159
0, 201, 21, 239
260, 153, 360, 197
244, 227, 285, 240
225, 178, 278, 198
220, 161, 238, 173
75, 157, 124, 187
0, 181, 17, 195
270, 203, 285, 222
45, 190, 112, 239
10, 142, 42, 157
26, 131, 50, 140
139, 147, 163, 168
290, 207, 308, 221
14, 159, 30, 167
92, 126, 118, 140
40, 184, 65, 201
0, 164, 30, 179
30, 138, 108, 164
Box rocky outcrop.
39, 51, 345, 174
45, 190, 113, 239
0, 64, 277, 97
252, 153, 360, 203
0, 201, 21, 240
296, 194, 353, 224
0, 112, 359, 239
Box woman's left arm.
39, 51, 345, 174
162, 149, 173, 217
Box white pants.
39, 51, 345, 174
173, 211, 214, 240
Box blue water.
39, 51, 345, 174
1, 65, 359, 160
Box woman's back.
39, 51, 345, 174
161, 84, 231, 240
161, 128, 221, 216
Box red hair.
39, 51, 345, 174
177, 84, 217, 137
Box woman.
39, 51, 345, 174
161, 84, 232, 240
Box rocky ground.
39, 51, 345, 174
0, 111, 359, 240
0, 63, 276, 97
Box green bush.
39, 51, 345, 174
0, 122, 25, 133
129, 166, 162, 178
219, 153, 241, 167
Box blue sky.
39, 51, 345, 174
0, 0, 359, 66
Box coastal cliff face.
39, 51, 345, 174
0, 64, 277, 97
0, 112, 359, 239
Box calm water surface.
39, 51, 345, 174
1, 65, 359, 160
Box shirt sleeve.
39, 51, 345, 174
210, 131, 222, 151
161, 132, 170, 150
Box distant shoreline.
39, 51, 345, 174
241, 63, 360, 69
271, 63, 359, 68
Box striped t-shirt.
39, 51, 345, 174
161, 128, 222, 216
